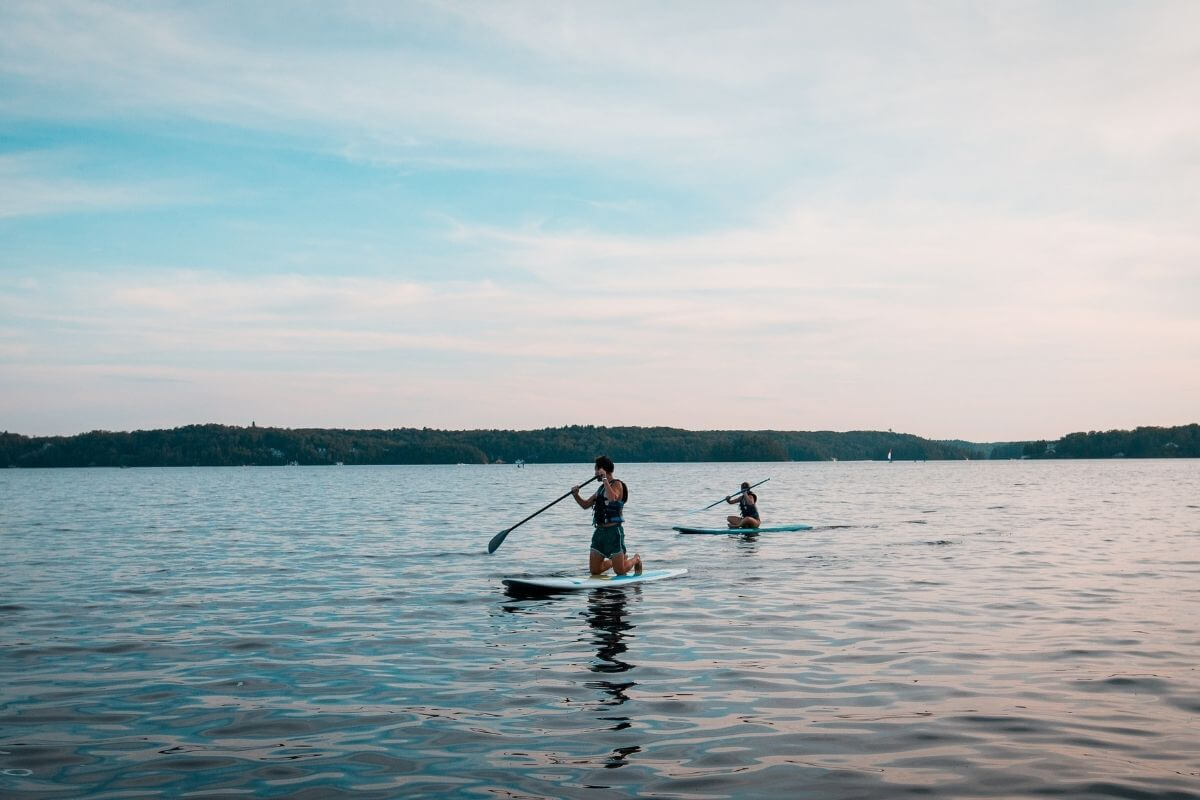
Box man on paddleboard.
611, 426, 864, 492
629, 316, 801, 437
572, 455, 644, 576
725, 481, 761, 529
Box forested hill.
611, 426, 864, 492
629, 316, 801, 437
998, 424, 1200, 460
1, 423, 1195, 468
1, 424, 973, 467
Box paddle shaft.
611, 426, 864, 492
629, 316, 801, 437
701, 477, 770, 511
488, 475, 597, 553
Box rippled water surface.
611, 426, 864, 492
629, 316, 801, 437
2, 461, 1199, 798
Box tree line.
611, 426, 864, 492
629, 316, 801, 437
0, 423, 1194, 468
1010, 424, 1200, 460
1, 424, 972, 467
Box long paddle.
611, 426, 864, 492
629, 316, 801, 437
698, 477, 770, 511
488, 476, 597, 554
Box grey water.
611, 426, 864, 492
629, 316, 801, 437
1, 460, 1198, 799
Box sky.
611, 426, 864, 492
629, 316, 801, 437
1, 1, 1197, 441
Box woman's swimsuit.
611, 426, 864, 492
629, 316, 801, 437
739, 495, 760, 521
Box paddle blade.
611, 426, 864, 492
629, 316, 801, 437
487, 528, 512, 554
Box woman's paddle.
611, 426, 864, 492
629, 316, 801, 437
698, 477, 770, 511
488, 476, 597, 554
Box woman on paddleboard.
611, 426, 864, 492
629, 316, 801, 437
725, 482, 761, 529
572, 455, 644, 576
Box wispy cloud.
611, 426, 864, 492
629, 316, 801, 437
5, 2, 1196, 175
0, 151, 189, 217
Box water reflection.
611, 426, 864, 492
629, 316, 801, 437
604, 744, 641, 769
733, 531, 761, 557
582, 587, 641, 760
583, 589, 636, 702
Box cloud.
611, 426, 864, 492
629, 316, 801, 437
4, 1, 1197, 177
109, 273, 433, 316
0, 151, 188, 217
455, 203, 1200, 321
4, 187, 1196, 370
1, 2, 712, 167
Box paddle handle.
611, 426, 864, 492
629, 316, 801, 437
701, 477, 771, 511
488, 475, 597, 554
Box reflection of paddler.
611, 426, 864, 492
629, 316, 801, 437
587, 589, 633, 674
725, 481, 761, 529
572, 455, 644, 576
585, 589, 635, 708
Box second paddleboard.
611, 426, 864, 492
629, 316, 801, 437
673, 524, 813, 535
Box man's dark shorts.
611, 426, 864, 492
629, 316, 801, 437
590, 524, 626, 558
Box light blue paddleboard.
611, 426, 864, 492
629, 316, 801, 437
503, 567, 688, 592
673, 524, 813, 535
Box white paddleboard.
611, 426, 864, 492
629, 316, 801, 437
503, 567, 688, 592
673, 524, 813, 535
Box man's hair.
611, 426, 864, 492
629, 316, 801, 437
594, 455, 616, 473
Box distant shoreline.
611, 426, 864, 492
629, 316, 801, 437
2, 423, 1196, 468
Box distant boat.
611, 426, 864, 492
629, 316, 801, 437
887, 449, 893, 463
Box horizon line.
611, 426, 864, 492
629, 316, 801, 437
6, 420, 1198, 445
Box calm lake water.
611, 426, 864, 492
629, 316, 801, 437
1, 460, 1198, 799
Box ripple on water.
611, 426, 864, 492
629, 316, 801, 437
2, 461, 1200, 799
